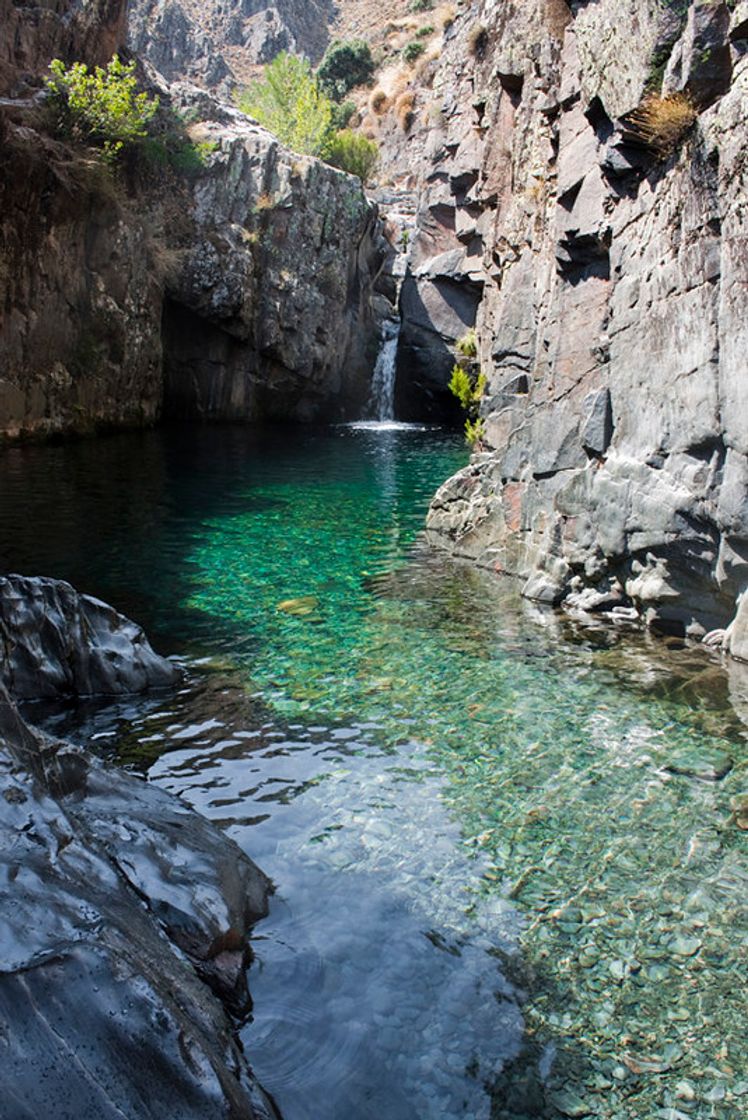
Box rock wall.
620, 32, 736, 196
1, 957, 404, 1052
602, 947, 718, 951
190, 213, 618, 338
0, 3, 388, 440
415, 0, 748, 647
127, 0, 336, 90
0, 0, 127, 97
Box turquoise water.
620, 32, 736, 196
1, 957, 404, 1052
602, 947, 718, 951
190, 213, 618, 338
1, 424, 746, 1119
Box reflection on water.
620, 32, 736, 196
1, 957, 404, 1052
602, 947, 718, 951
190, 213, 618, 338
2, 425, 747, 1119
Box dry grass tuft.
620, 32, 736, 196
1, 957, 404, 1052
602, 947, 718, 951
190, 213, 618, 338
395, 90, 416, 131
369, 88, 390, 115
626, 92, 697, 156
436, 3, 457, 29
361, 114, 379, 139
467, 24, 489, 59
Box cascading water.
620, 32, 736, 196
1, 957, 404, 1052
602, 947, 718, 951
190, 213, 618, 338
367, 319, 401, 421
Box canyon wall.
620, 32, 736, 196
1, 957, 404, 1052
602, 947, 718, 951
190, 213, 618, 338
411, 0, 748, 646
127, 0, 335, 89
0, 0, 387, 440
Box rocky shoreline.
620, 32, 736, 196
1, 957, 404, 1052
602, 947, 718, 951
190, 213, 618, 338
0, 575, 279, 1120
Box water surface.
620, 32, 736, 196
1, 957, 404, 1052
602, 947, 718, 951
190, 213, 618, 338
1, 424, 746, 1120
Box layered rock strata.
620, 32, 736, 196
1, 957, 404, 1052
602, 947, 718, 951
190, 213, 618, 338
413, 0, 748, 646
0, 580, 277, 1119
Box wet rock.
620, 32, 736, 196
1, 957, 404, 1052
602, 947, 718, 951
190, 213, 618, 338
0, 574, 179, 699
663, 747, 733, 781
0, 679, 277, 1119
549, 1087, 591, 1117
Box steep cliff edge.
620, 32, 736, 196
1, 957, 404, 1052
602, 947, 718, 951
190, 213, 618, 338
408, 0, 748, 649
0, 1, 388, 440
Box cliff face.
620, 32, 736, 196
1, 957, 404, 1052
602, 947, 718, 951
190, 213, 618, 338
0, 2, 387, 440
412, 0, 748, 647
0, 0, 127, 97
127, 0, 336, 89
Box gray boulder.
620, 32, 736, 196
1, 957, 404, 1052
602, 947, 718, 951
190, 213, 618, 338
0, 574, 179, 699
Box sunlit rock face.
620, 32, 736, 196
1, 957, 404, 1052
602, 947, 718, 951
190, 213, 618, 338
417, 0, 748, 644
127, 0, 336, 89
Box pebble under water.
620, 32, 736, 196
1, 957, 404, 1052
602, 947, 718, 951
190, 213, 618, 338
1, 424, 746, 1120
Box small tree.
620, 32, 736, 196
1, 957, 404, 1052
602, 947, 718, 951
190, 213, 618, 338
46, 55, 159, 161
449, 363, 486, 446
325, 130, 379, 183
236, 52, 333, 156
317, 40, 374, 101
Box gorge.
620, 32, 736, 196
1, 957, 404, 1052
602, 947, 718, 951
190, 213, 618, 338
0, 2, 747, 1119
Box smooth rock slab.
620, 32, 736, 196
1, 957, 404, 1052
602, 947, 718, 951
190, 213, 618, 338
0, 682, 278, 1120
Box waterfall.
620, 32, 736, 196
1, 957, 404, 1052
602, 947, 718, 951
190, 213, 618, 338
368, 319, 400, 421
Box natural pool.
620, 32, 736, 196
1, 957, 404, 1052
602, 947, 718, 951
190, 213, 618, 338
1, 424, 746, 1120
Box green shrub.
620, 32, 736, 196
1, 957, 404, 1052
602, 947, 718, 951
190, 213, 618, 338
464, 417, 485, 447
317, 40, 374, 101
448, 362, 486, 446
324, 130, 378, 182
402, 41, 426, 65
416, 25, 435, 39
236, 52, 333, 156
409, 0, 434, 10
330, 99, 356, 131
46, 55, 159, 161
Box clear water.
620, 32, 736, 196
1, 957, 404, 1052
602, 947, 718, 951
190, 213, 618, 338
1, 425, 746, 1120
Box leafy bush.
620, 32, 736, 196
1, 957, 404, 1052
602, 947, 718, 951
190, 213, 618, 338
626, 92, 697, 156
409, 0, 434, 10
402, 41, 426, 65
237, 53, 378, 180
46, 55, 159, 161
449, 362, 486, 446
237, 53, 334, 156
317, 40, 374, 101
325, 130, 379, 182
330, 99, 356, 131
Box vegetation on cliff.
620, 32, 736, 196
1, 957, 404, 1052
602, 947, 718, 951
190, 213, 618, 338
45, 55, 159, 162
236, 51, 378, 181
